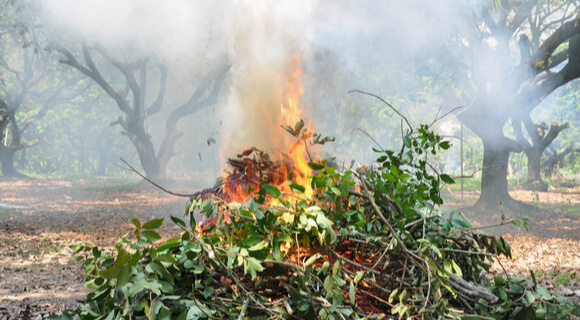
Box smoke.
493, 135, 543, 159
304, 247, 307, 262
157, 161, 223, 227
36, 0, 501, 173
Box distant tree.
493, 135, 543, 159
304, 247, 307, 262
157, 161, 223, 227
56, 45, 229, 179
447, 1, 580, 208
512, 117, 568, 190
0, 0, 80, 177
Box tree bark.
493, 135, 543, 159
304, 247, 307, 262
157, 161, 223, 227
526, 149, 542, 183
476, 138, 517, 208
0, 145, 24, 178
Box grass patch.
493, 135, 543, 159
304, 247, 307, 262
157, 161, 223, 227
552, 271, 579, 286
447, 177, 481, 192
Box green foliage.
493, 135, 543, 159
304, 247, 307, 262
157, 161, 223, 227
56, 121, 578, 319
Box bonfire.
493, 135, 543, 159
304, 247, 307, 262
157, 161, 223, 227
67, 56, 578, 320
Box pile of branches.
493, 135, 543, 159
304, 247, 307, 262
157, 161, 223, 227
59, 121, 579, 320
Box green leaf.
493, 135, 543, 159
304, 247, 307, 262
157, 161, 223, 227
498, 287, 508, 300
143, 218, 164, 229
389, 288, 399, 303
131, 218, 141, 230
128, 251, 141, 267
170, 215, 186, 229
99, 265, 121, 280
308, 162, 325, 170
294, 119, 305, 134
450, 212, 473, 230
525, 290, 536, 305
204, 286, 215, 298
248, 240, 267, 251
278, 233, 293, 243
304, 254, 321, 267
243, 235, 263, 247
349, 281, 355, 304
535, 286, 553, 300
245, 257, 264, 279
403, 136, 412, 148
141, 230, 162, 242
282, 125, 295, 136
289, 183, 306, 193
156, 241, 181, 253
439, 140, 451, 150
316, 213, 334, 230
186, 305, 204, 320
330, 186, 341, 196
354, 271, 364, 284
451, 259, 462, 278
116, 267, 131, 289
494, 276, 505, 286
115, 248, 130, 267
390, 165, 399, 178
103, 311, 115, 320
440, 174, 454, 184
262, 184, 281, 198
128, 276, 162, 296
318, 136, 335, 144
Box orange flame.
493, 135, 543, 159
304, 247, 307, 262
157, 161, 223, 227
221, 53, 313, 206
280, 55, 313, 199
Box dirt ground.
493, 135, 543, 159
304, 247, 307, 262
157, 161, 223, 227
0, 177, 579, 318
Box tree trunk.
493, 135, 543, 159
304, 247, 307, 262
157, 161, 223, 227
129, 129, 163, 180
476, 139, 514, 208
524, 148, 548, 191
96, 133, 112, 176
526, 149, 541, 182
0, 145, 24, 178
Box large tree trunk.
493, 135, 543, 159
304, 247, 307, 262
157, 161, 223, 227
0, 145, 24, 178
526, 149, 542, 182
96, 131, 112, 176
127, 125, 163, 180
476, 139, 515, 208
524, 148, 548, 191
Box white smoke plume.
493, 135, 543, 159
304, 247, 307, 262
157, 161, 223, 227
37, 0, 492, 172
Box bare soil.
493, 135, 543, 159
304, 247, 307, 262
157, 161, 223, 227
0, 177, 193, 319
0, 177, 579, 318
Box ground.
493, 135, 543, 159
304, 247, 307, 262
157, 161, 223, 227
0, 177, 579, 319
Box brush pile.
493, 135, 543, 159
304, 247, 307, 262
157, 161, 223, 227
61, 122, 579, 320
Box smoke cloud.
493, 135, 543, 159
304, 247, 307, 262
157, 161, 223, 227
36, 0, 502, 173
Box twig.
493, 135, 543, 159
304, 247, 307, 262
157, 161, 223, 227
445, 272, 498, 303
357, 128, 385, 151
529, 267, 537, 290
442, 248, 495, 257
430, 106, 464, 126
119, 157, 193, 197
238, 299, 249, 320
348, 90, 413, 133
283, 300, 294, 315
